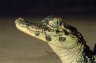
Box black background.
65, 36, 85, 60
0, 0, 96, 16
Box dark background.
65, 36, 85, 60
0, 0, 96, 16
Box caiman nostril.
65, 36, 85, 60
45, 35, 51, 41
35, 31, 40, 36
59, 37, 66, 42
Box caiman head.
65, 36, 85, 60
15, 16, 85, 49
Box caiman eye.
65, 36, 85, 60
59, 37, 66, 42
45, 35, 51, 41
35, 31, 40, 36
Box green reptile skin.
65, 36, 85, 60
15, 17, 96, 63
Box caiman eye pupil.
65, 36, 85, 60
35, 31, 40, 36
59, 37, 66, 42
57, 21, 58, 25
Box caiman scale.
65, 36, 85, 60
15, 16, 96, 63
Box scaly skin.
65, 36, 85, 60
15, 17, 96, 63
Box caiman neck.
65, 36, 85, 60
48, 43, 85, 63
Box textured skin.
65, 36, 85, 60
15, 17, 96, 63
